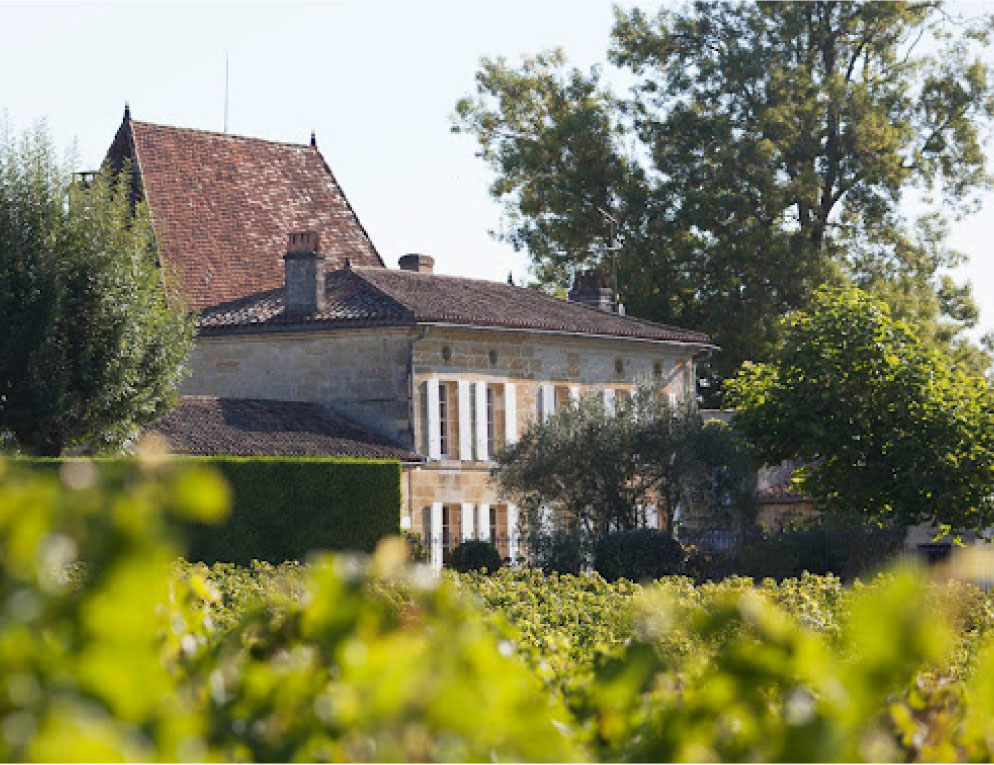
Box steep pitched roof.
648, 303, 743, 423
105, 113, 383, 310
145, 396, 420, 460
198, 266, 714, 346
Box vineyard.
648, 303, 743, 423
4, 456, 994, 761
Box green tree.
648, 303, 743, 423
453, 1, 994, 397
493, 386, 755, 537
724, 285, 994, 531
0, 121, 192, 456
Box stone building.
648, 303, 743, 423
108, 110, 714, 568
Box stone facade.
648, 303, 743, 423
183, 327, 417, 446
184, 322, 704, 567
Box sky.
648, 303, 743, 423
2, 0, 993, 339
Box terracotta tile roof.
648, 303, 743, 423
199, 266, 714, 346
145, 396, 420, 460
105, 115, 383, 310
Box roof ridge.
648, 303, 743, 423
130, 119, 315, 150
352, 266, 712, 341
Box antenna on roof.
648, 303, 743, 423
597, 206, 621, 314
223, 52, 230, 133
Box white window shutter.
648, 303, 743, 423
603, 388, 616, 417
426, 379, 441, 459
458, 380, 472, 461
569, 386, 580, 405
541, 384, 555, 422
475, 382, 489, 461
507, 504, 519, 565
461, 502, 475, 541
429, 502, 443, 570
477, 503, 491, 542
646, 504, 659, 529
504, 383, 517, 445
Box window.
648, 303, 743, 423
491, 505, 510, 559
438, 381, 461, 459
486, 383, 506, 456
554, 385, 571, 411
441, 504, 462, 565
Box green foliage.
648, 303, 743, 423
402, 530, 428, 563
0, 120, 193, 455
15, 456, 402, 563
593, 529, 685, 583
526, 532, 587, 575
494, 385, 755, 536
0, 450, 228, 760
447, 540, 504, 573
453, 2, 994, 395
13, 455, 994, 762
0, 456, 583, 761
725, 286, 994, 531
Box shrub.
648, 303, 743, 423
594, 529, 685, 582
448, 540, 503, 573
404, 530, 428, 563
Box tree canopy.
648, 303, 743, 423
724, 286, 994, 531
0, 121, 192, 456
453, 1, 994, 399
492, 386, 755, 537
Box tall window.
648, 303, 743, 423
437, 381, 460, 459
486, 384, 506, 456
554, 385, 571, 411
491, 505, 510, 559
441, 504, 462, 565
438, 382, 449, 457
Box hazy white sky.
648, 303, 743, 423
2, 1, 993, 338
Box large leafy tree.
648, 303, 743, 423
493, 386, 755, 536
724, 286, 994, 531
453, 2, 994, 398
0, 121, 193, 456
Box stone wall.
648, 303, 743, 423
183, 327, 417, 446
410, 325, 699, 456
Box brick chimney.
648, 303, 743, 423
398, 253, 434, 274
569, 268, 614, 311
283, 231, 326, 315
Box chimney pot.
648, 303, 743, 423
398, 253, 434, 274
568, 268, 614, 312
284, 230, 325, 316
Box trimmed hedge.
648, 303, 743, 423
15, 456, 401, 564
448, 541, 503, 573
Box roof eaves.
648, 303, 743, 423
415, 320, 717, 349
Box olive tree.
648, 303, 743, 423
493, 385, 755, 538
